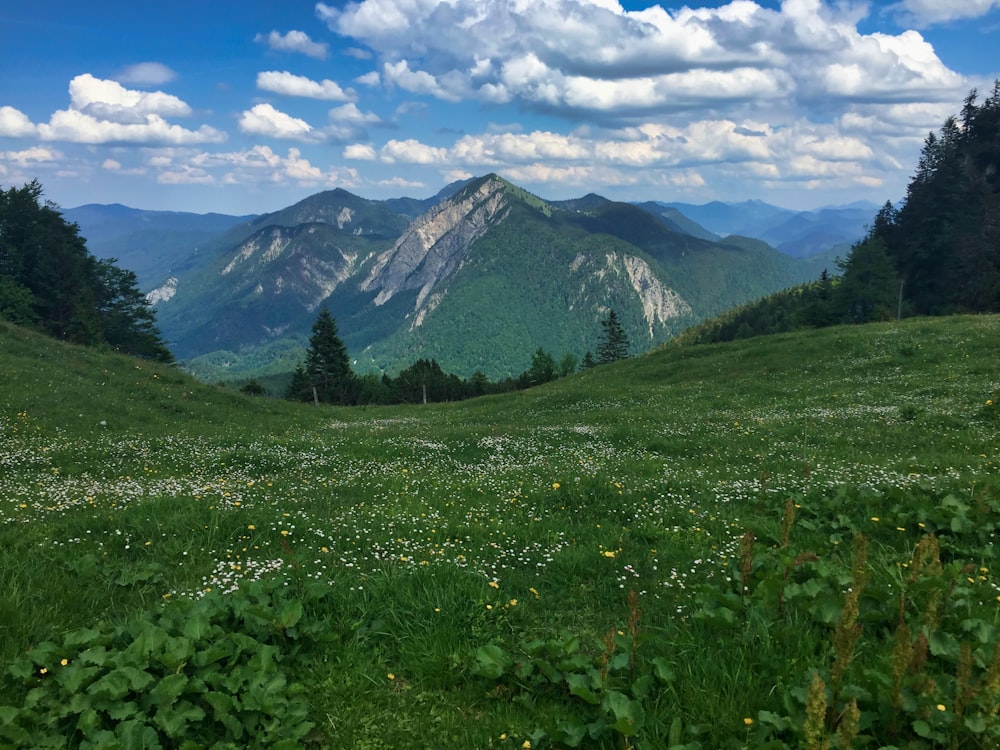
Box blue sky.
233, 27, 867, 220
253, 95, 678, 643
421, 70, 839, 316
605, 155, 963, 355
2, 0, 999, 215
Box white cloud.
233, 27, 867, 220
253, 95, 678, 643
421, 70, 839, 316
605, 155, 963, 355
69, 74, 191, 119
160, 145, 362, 190
3, 146, 62, 166
329, 103, 381, 125
256, 71, 352, 101
38, 109, 225, 145
890, 0, 1000, 27
344, 143, 377, 160
319, 0, 971, 118
382, 60, 463, 102
0, 106, 37, 137
114, 62, 177, 86
256, 30, 330, 59
238, 103, 318, 141
380, 138, 448, 164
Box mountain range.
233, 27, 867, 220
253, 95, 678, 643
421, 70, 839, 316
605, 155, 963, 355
63, 176, 863, 381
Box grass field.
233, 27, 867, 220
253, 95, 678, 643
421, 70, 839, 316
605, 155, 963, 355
1, 315, 998, 749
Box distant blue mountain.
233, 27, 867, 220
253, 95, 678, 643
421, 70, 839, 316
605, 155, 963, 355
654, 199, 877, 258
63, 204, 255, 287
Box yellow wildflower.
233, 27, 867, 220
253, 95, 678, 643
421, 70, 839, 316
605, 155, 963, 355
743, 717, 753, 726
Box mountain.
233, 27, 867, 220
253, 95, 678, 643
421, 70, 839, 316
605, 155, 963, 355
149, 174, 828, 380
62, 204, 254, 288
655, 199, 876, 258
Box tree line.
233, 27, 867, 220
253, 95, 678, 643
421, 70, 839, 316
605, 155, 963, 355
0, 180, 172, 362
680, 82, 1000, 346
279, 308, 630, 405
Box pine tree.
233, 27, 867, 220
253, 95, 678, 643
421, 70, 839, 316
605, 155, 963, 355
0, 180, 172, 361
597, 310, 630, 364
304, 308, 353, 404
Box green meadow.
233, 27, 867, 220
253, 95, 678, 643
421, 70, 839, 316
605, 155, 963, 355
1, 315, 997, 749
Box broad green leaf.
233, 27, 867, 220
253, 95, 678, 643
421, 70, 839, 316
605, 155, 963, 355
474, 644, 511, 680
278, 599, 303, 629
566, 672, 600, 705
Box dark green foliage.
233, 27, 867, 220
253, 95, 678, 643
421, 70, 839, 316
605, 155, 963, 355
519, 348, 558, 387
303, 308, 354, 404
0, 181, 172, 362
597, 310, 630, 364
0, 578, 323, 749
870, 82, 1000, 315
239, 379, 267, 397
834, 237, 900, 323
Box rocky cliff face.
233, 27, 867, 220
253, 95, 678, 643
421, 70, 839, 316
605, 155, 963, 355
220, 224, 363, 311
622, 254, 692, 335
360, 176, 511, 313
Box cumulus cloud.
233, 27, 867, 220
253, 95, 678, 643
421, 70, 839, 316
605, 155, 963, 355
344, 143, 378, 160
380, 138, 448, 164
6, 75, 225, 146
329, 103, 381, 125
256, 30, 330, 59
238, 103, 318, 141
114, 62, 177, 86
0, 106, 37, 137
3, 146, 62, 166
318, 0, 970, 119
185, 144, 362, 188
256, 71, 353, 100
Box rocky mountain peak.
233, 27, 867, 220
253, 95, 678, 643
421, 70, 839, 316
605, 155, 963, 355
360, 174, 512, 313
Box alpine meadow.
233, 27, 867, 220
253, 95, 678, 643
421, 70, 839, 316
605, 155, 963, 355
2, 69, 1000, 750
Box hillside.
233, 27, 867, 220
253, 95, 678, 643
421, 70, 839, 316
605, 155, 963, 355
1, 315, 997, 748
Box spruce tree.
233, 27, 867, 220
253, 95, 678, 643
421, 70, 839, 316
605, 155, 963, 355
597, 310, 630, 364
304, 308, 353, 404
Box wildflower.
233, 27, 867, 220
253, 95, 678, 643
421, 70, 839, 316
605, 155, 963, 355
39, 668, 47, 675
280, 530, 289, 536
509, 599, 518, 607
936, 704, 946, 711
387, 673, 395, 681
522, 742, 531, 749
871, 516, 880, 522
60, 659, 68, 666
247, 524, 256, 530
500, 734, 507, 741
529, 587, 540, 599
552, 482, 560, 490
602, 550, 617, 558
743, 717, 753, 726
488, 580, 500, 589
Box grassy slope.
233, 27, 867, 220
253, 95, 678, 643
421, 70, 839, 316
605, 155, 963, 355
1, 316, 998, 748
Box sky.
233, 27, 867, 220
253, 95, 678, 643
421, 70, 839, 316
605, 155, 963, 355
1, 0, 999, 215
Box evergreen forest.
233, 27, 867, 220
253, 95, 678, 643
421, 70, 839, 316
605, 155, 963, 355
0, 181, 172, 362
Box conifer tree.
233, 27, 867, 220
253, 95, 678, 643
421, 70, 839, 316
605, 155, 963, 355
0, 180, 172, 362
304, 308, 354, 404
597, 309, 630, 364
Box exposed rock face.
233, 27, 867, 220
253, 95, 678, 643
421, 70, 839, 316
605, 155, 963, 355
361, 177, 511, 313
219, 224, 360, 312
622, 255, 692, 335
146, 276, 178, 305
